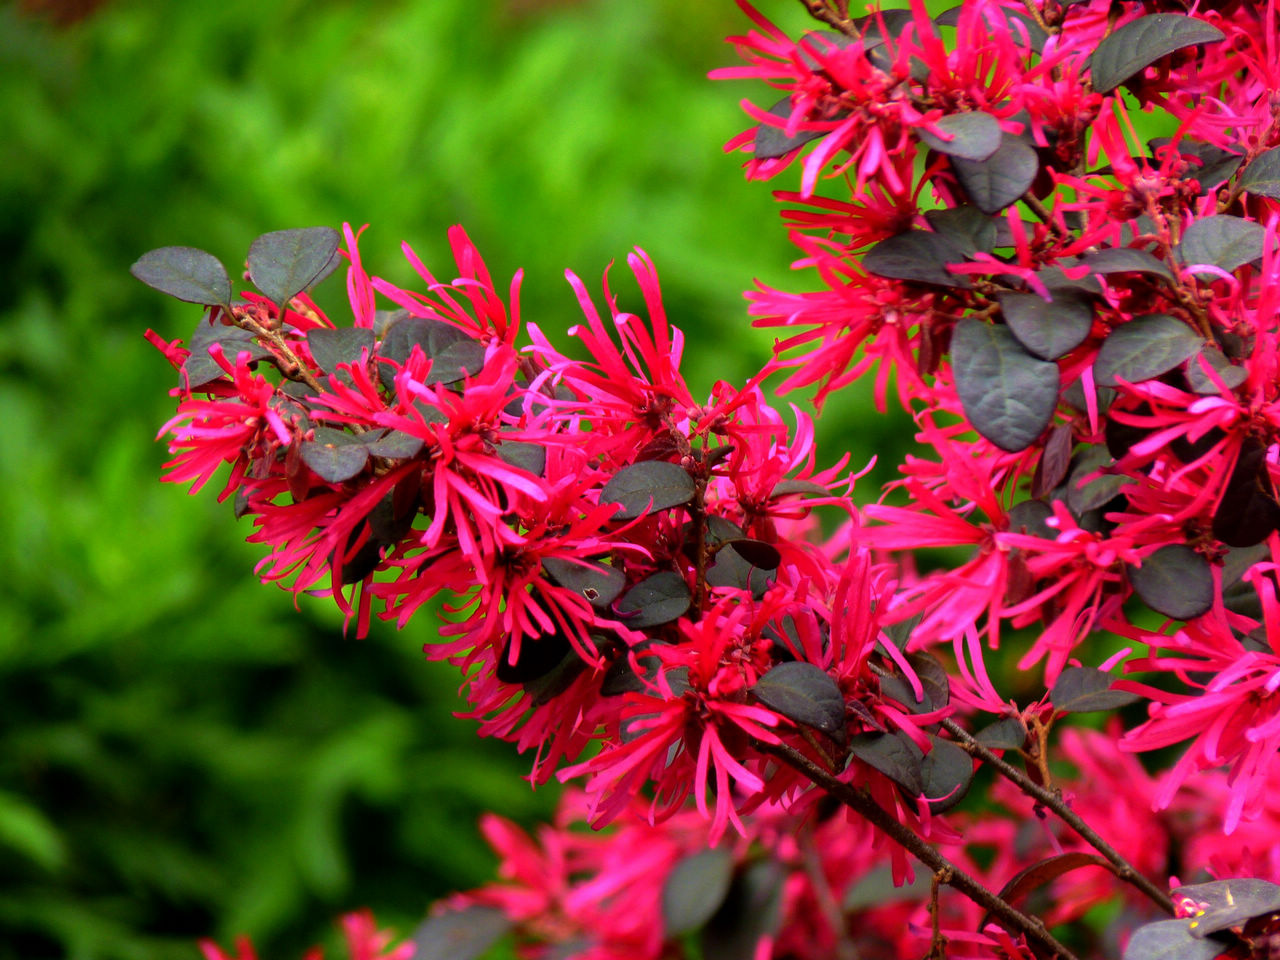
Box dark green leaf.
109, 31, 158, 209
842, 866, 930, 912
1006, 499, 1055, 539
924, 205, 998, 255
863, 230, 972, 288
998, 289, 1094, 360
724, 539, 781, 570
1121, 919, 1229, 960
306, 327, 374, 373
543, 557, 626, 611
247, 226, 341, 307
702, 860, 785, 960
1238, 147, 1280, 199
976, 716, 1027, 750
496, 632, 572, 685
706, 543, 776, 597
879, 651, 949, 715
1129, 544, 1214, 620
496, 440, 546, 476
1175, 878, 1280, 937
1081, 248, 1175, 283
663, 848, 735, 937
1094, 314, 1203, 387
768, 479, 831, 499
880, 611, 922, 651
952, 319, 1059, 452
183, 322, 272, 387
919, 112, 1001, 161
1177, 216, 1266, 278
754, 97, 830, 160
920, 736, 973, 812
413, 906, 512, 960
601, 461, 696, 520
1088, 14, 1225, 93
523, 649, 586, 707
952, 135, 1039, 214
364, 429, 425, 459
1066, 447, 1130, 515
1214, 441, 1280, 547
380, 316, 487, 389
752, 661, 845, 735
1033, 424, 1075, 498
301, 437, 369, 483
848, 731, 924, 795
1050, 666, 1140, 713
615, 571, 692, 628
1185, 347, 1246, 394
130, 246, 231, 306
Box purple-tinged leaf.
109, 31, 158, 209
879, 651, 949, 715
1006, 499, 1055, 539
768, 478, 831, 499
724, 539, 781, 570
306, 327, 374, 374
1065, 446, 1130, 515
1082, 247, 1175, 283
663, 848, 734, 937
976, 716, 1027, 751
702, 859, 785, 960
1094, 314, 1203, 387
379, 315, 486, 389
986, 854, 1115, 933
1032, 424, 1074, 498
921, 736, 974, 813
754, 97, 834, 160
1088, 14, 1225, 93
1185, 347, 1246, 395
496, 631, 572, 685
1238, 147, 1280, 199
1175, 878, 1280, 937
1050, 666, 1141, 713
601, 461, 696, 520
952, 319, 1059, 452
543, 557, 626, 610
1129, 544, 1214, 620
615, 571, 692, 628
1177, 215, 1266, 278
496, 440, 547, 476
919, 112, 1001, 161
300, 434, 369, 483
706, 542, 776, 596
924, 205, 998, 255
1121, 919, 1229, 960
363, 429, 425, 460
951, 134, 1038, 213
182, 322, 272, 387
998, 289, 1094, 361
1214, 441, 1280, 547
848, 731, 924, 795
131, 246, 231, 306
413, 906, 512, 960
247, 226, 341, 307
752, 661, 845, 735
863, 230, 972, 288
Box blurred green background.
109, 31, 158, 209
0, 0, 911, 957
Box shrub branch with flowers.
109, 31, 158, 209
134, 0, 1280, 957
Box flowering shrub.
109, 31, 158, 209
136, 0, 1280, 957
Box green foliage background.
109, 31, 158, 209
0, 0, 912, 957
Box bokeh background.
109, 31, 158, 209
0, 0, 913, 957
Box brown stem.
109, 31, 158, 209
1022, 191, 1071, 245
797, 0, 859, 36
234, 314, 325, 394
759, 740, 1082, 960
941, 717, 1176, 915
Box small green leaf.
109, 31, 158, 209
952, 134, 1039, 214
1177, 215, 1266, 278
863, 230, 972, 288
601, 461, 696, 520
1121, 919, 1229, 960
615, 571, 692, 628
918, 112, 1001, 161
952, 319, 1059, 452
998, 289, 1094, 360
1129, 544, 1214, 620
131, 246, 231, 306
1094, 314, 1202, 387
247, 226, 342, 307
1238, 147, 1280, 199
1050, 666, 1140, 713
920, 736, 973, 812
1089, 14, 1225, 93
663, 848, 735, 937
543, 557, 626, 610
413, 906, 512, 960
752, 661, 845, 735
306, 327, 374, 373
1081, 247, 1175, 283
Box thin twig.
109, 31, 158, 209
759, 740, 1082, 960
941, 717, 1176, 915
797, 0, 859, 36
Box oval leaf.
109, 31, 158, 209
754, 97, 831, 160
752, 661, 845, 735
542, 557, 626, 610
307, 327, 374, 373
1175, 878, 1280, 937
615, 571, 692, 628
920, 736, 973, 813
1050, 666, 1140, 713
183, 322, 272, 387
1065, 446, 1130, 515
496, 632, 572, 685
496, 440, 547, 476
131, 246, 231, 306
1121, 919, 1229, 960
1094, 314, 1203, 387
364, 429, 425, 460
247, 226, 342, 306
952, 318, 1059, 452
706, 543, 775, 597
919, 112, 1002, 161
848, 731, 924, 795
951, 135, 1038, 214
663, 848, 735, 937
863, 230, 972, 288
1238, 146, 1280, 199
1186, 347, 1246, 395
1088, 14, 1225, 93
1177, 215, 1266, 278
601, 461, 696, 520
998, 289, 1094, 360
1128, 544, 1214, 620
976, 716, 1028, 751
300, 438, 369, 483
1214, 441, 1280, 547
1081, 247, 1175, 283
724, 539, 781, 570
413, 906, 513, 960
879, 651, 949, 715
